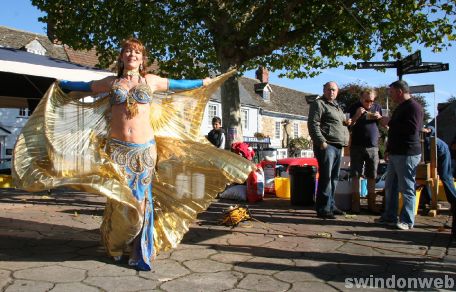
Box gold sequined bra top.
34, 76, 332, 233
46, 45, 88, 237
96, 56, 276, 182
110, 78, 154, 118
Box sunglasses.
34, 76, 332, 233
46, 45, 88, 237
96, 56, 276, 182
363, 100, 374, 103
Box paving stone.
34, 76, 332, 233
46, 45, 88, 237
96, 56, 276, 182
328, 276, 392, 292
0, 269, 12, 290
336, 241, 382, 256
237, 274, 290, 292
234, 256, 293, 275
170, 248, 217, 262
274, 268, 334, 282
156, 250, 172, 260
427, 247, 447, 258
2, 191, 456, 291
386, 262, 421, 274
289, 281, 338, 291
261, 239, 298, 251
49, 282, 100, 292
209, 252, 252, 264
87, 262, 137, 276
60, 259, 108, 270
183, 259, 232, 273
140, 259, 190, 281
4, 280, 54, 292
13, 265, 86, 283
159, 271, 242, 292
338, 262, 388, 276
443, 255, 456, 266
296, 237, 344, 252
227, 234, 275, 247
0, 261, 52, 271
84, 276, 159, 291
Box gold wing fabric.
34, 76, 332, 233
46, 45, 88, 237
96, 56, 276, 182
13, 71, 254, 252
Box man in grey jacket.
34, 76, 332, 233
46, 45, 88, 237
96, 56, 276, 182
308, 81, 350, 219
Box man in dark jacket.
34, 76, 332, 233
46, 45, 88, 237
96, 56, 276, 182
377, 80, 423, 230
308, 81, 350, 219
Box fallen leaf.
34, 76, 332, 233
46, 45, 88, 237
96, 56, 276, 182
316, 232, 332, 238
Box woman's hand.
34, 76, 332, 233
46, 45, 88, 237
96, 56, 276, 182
202, 77, 213, 86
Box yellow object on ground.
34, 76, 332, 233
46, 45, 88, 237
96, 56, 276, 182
0, 175, 12, 188
437, 180, 456, 201
275, 177, 290, 199
220, 205, 251, 227
398, 188, 422, 216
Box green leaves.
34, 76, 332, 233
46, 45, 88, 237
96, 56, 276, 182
31, 0, 456, 78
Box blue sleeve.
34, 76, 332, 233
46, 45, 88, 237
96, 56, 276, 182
59, 80, 92, 93
168, 79, 203, 91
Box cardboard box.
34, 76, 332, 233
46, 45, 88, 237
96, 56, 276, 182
416, 163, 430, 180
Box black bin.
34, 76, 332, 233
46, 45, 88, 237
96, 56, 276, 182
289, 165, 317, 206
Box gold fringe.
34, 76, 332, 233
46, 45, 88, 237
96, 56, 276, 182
126, 99, 139, 119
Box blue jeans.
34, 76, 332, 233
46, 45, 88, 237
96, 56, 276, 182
438, 146, 456, 205
314, 144, 342, 215
382, 154, 421, 226
423, 147, 456, 205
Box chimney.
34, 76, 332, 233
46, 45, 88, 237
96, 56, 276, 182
255, 66, 269, 83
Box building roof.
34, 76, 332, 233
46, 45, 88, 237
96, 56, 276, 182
239, 76, 313, 118
0, 26, 69, 61
0, 26, 161, 72
209, 77, 261, 108
209, 76, 314, 118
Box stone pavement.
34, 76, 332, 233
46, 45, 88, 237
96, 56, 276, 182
1, 188, 456, 291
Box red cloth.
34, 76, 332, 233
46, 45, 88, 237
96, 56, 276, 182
231, 142, 255, 160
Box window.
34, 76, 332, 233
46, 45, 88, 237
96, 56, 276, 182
6, 149, 13, 155
19, 108, 29, 117
275, 121, 281, 139
241, 109, 248, 130
293, 123, 299, 138
277, 149, 288, 159
207, 104, 217, 125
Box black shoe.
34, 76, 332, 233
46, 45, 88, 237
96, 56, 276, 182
317, 213, 336, 219
333, 208, 346, 216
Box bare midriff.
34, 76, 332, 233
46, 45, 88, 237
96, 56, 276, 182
110, 103, 154, 143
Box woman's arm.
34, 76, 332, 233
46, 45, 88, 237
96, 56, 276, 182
59, 76, 115, 93
146, 74, 212, 92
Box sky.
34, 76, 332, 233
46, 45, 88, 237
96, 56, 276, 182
1, 0, 455, 117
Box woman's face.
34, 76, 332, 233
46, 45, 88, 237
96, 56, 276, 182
121, 46, 143, 71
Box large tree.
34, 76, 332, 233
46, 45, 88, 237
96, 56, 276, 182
33, 0, 456, 145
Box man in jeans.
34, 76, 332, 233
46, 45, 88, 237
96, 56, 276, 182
378, 80, 423, 230
308, 81, 350, 219
347, 89, 383, 213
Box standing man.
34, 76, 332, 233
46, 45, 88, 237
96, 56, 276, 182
308, 81, 350, 219
347, 89, 383, 213
378, 80, 423, 230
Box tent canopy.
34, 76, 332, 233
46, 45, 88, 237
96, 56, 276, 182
0, 47, 113, 108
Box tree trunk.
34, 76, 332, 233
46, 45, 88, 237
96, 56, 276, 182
220, 64, 243, 149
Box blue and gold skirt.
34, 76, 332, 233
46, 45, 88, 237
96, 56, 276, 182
102, 138, 157, 271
